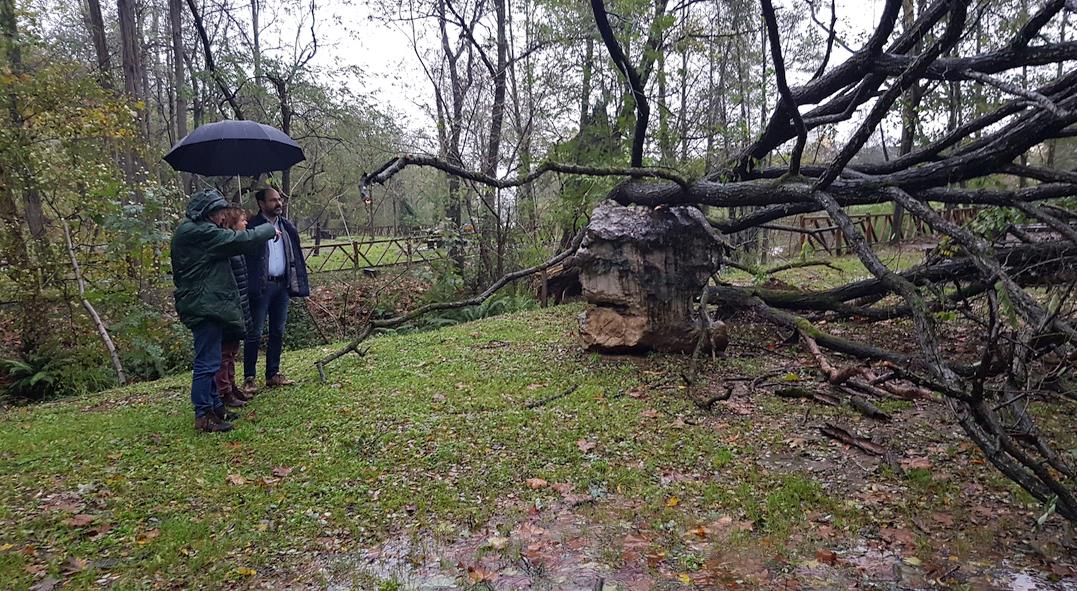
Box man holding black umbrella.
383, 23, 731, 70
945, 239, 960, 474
172, 189, 279, 433
243, 186, 310, 394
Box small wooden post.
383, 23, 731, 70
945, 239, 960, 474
313, 223, 321, 256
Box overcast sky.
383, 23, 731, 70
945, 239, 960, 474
294, 0, 886, 135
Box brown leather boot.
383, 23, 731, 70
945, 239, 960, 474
266, 374, 295, 388
195, 414, 233, 433
242, 377, 258, 397
221, 390, 248, 408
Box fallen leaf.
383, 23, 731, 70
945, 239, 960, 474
576, 439, 596, 453
234, 566, 257, 577
641, 409, 660, 419
930, 512, 954, 526
900, 457, 933, 470
880, 527, 917, 547
271, 466, 293, 478
44, 500, 82, 513
815, 549, 838, 565
903, 556, 922, 566
226, 474, 247, 486
64, 514, 94, 527
666, 496, 680, 508
691, 525, 707, 539
61, 556, 89, 575
526, 383, 545, 390
466, 565, 492, 584
224, 441, 242, 450
0, 543, 13, 552
486, 536, 509, 550
627, 388, 645, 399
678, 573, 691, 584
563, 492, 594, 506
135, 529, 160, 545
30, 578, 60, 591
1050, 564, 1077, 577
550, 482, 573, 494
526, 478, 548, 490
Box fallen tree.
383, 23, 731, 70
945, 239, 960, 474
321, 0, 1077, 522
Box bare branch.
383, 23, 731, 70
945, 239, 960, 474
761, 0, 807, 177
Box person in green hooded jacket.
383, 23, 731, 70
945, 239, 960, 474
171, 189, 279, 433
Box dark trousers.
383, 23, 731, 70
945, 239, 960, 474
244, 280, 290, 381
191, 320, 223, 418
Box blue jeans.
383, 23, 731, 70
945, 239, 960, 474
191, 320, 223, 418
244, 280, 290, 381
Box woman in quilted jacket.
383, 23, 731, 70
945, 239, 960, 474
213, 207, 255, 408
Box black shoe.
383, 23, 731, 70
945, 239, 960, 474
212, 406, 240, 422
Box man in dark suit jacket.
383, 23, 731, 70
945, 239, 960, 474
243, 187, 310, 393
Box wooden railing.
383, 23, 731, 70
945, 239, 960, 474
794, 207, 980, 254
301, 234, 457, 273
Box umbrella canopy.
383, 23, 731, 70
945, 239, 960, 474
163, 120, 305, 177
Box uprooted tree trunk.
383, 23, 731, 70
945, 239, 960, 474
576, 200, 728, 353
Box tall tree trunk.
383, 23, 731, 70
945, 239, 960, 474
118, 0, 146, 194
677, 6, 689, 164
137, 1, 152, 140
479, 0, 508, 281
251, 0, 261, 81
84, 0, 112, 88
892, 0, 922, 242
576, 35, 593, 159
435, 0, 466, 276
169, 0, 187, 140
507, 0, 536, 235
657, 50, 672, 165
268, 76, 292, 198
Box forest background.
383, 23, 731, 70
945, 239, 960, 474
0, 0, 1072, 401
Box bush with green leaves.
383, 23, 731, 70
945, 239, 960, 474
1, 338, 114, 403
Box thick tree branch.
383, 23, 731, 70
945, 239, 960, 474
761, 0, 807, 177
590, 0, 649, 167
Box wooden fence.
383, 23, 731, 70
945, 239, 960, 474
302, 234, 455, 273
791, 207, 980, 254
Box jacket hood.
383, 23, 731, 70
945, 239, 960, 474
185, 189, 230, 221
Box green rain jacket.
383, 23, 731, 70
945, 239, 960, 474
171, 189, 276, 338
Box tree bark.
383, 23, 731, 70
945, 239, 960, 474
84, 0, 112, 88
479, 0, 509, 281
169, 0, 187, 141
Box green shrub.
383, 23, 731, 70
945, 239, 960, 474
1, 340, 115, 403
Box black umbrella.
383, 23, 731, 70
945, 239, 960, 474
163, 120, 305, 177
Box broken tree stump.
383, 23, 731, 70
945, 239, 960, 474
576, 200, 728, 354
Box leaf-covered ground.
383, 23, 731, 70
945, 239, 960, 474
1, 300, 1075, 590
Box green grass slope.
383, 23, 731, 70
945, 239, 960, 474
2, 303, 1068, 590
1, 305, 751, 588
